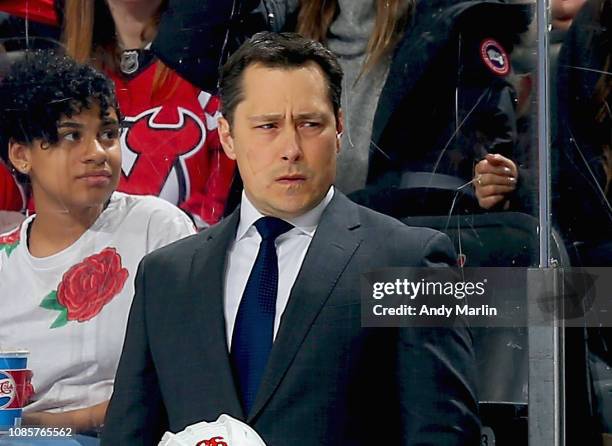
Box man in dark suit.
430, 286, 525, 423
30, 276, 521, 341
102, 32, 480, 445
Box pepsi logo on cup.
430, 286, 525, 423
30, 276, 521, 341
480, 38, 510, 76
0, 371, 16, 408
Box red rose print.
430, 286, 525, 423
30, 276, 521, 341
56, 247, 129, 322
0, 226, 21, 257
0, 227, 20, 245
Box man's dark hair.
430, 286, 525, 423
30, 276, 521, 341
0, 50, 118, 164
219, 32, 343, 124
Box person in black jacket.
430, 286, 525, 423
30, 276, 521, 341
101, 32, 479, 445
356, 0, 533, 217
556, 2, 612, 445
263, 0, 532, 218
555, 0, 612, 262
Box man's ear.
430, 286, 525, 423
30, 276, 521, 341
8, 140, 32, 175
335, 109, 344, 154
218, 116, 237, 161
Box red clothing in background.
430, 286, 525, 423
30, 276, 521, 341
0, 163, 24, 211
111, 62, 235, 226
0, 0, 57, 25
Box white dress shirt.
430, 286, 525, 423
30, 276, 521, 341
223, 187, 335, 348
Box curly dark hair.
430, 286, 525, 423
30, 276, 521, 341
0, 50, 118, 164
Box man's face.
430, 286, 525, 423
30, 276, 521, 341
219, 62, 343, 219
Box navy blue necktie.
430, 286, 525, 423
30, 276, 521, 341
231, 216, 293, 413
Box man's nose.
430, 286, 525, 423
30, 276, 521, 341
280, 127, 303, 162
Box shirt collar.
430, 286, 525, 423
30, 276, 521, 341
236, 186, 335, 241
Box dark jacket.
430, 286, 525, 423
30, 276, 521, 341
554, 0, 612, 248
556, 2, 612, 445
102, 192, 480, 445
152, 0, 267, 93
349, 0, 533, 218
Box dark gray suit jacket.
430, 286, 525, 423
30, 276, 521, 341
102, 192, 480, 445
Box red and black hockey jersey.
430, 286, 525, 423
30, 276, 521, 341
110, 60, 235, 226
0, 1, 237, 225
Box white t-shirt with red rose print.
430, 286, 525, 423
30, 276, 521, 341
0, 192, 196, 413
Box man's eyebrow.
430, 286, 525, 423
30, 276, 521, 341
247, 113, 284, 122
247, 112, 327, 122
294, 112, 326, 120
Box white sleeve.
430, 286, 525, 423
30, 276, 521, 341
143, 202, 197, 253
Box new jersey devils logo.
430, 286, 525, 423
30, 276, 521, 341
120, 106, 206, 204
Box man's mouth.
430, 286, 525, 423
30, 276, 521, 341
276, 174, 306, 184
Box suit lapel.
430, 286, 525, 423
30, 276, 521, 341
189, 209, 245, 419
247, 194, 362, 421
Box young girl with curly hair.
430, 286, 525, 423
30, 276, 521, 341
0, 51, 195, 432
